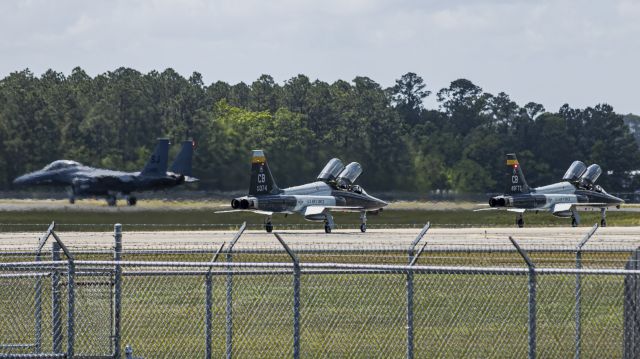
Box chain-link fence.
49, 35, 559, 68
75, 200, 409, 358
1, 222, 640, 358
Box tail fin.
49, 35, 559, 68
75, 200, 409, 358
248, 150, 279, 196
141, 138, 169, 176
169, 140, 194, 176
506, 153, 530, 194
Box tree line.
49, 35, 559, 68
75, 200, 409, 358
0, 67, 638, 194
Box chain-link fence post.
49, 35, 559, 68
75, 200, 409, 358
575, 224, 598, 359
273, 233, 300, 359
113, 223, 123, 359
206, 242, 225, 359
66, 254, 75, 358
52, 241, 63, 354
34, 252, 42, 353
225, 222, 246, 359
406, 222, 430, 359
509, 236, 536, 359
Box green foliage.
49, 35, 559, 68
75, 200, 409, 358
0, 69, 638, 193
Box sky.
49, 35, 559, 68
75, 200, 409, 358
1, 0, 639, 113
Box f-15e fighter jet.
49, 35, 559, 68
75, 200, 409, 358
13, 139, 197, 206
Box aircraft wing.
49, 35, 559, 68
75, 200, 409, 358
552, 203, 574, 214
214, 209, 275, 215
473, 207, 500, 212
473, 207, 526, 213
303, 205, 364, 216
507, 208, 526, 213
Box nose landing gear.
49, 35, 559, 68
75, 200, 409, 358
600, 208, 607, 227
360, 211, 367, 233
265, 215, 273, 233
516, 213, 524, 228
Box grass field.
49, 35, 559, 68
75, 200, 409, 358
1, 203, 640, 232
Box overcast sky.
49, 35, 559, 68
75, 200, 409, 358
1, 0, 638, 113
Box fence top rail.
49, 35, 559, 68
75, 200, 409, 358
4, 259, 640, 275
1, 246, 640, 256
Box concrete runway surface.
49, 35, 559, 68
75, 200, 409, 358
1, 226, 639, 252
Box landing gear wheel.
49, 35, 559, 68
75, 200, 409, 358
106, 196, 117, 207
69, 197, 75, 204
571, 217, 578, 227
265, 223, 273, 233
600, 219, 607, 227
127, 196, 137, 206
324, 224, 332, 234
516, 217, 524, 228
360, 223, 367, 233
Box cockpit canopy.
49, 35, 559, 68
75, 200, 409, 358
43, 160, 82, 171
562, 161, 587, 182
337, 162, 363, 187
317, 158, 345, 182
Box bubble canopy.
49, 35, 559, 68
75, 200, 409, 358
317, 158, 345, 182
562, 161, 587, 182
43, 160, 82, 171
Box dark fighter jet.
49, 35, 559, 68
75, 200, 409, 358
478, 153, 623, 227
218, 150, 388, 233
13, 139, 197, 206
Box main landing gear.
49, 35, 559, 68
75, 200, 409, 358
324, 213, 336, 234
571, 210, 581, 227
126, 196, 137, 206
265, 215, 273, 233
106, 195, 117, 207
600, 208, 607, 227
360, 211, 367, 233
516, 213, 524, 228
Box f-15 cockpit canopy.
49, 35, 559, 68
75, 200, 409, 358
43, 160, 82, 171
317, 158, 345, 182
562, 161, 587, 182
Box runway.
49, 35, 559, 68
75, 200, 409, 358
1, 226, 639, 252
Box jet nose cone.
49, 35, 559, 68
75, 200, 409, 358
13, 174, 30, 185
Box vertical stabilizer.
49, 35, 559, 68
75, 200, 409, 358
506, 153, 530, 194
169, 140, 194, 176
249, 150, 279, 195
141, 138, 170, 176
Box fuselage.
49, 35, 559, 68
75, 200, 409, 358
490, 181, 623, 215
232, 181, 387, 217
13, 163, 185, 196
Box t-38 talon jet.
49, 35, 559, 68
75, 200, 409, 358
13, 139, 198, 206
478, 153, 623, 227
217, 150, 388, 233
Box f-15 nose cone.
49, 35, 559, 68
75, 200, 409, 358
13, 174, 32, 185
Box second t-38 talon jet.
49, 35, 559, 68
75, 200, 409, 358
217, 150, 388, 233
13, 139, 198, 206
478, 153, 623, 227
